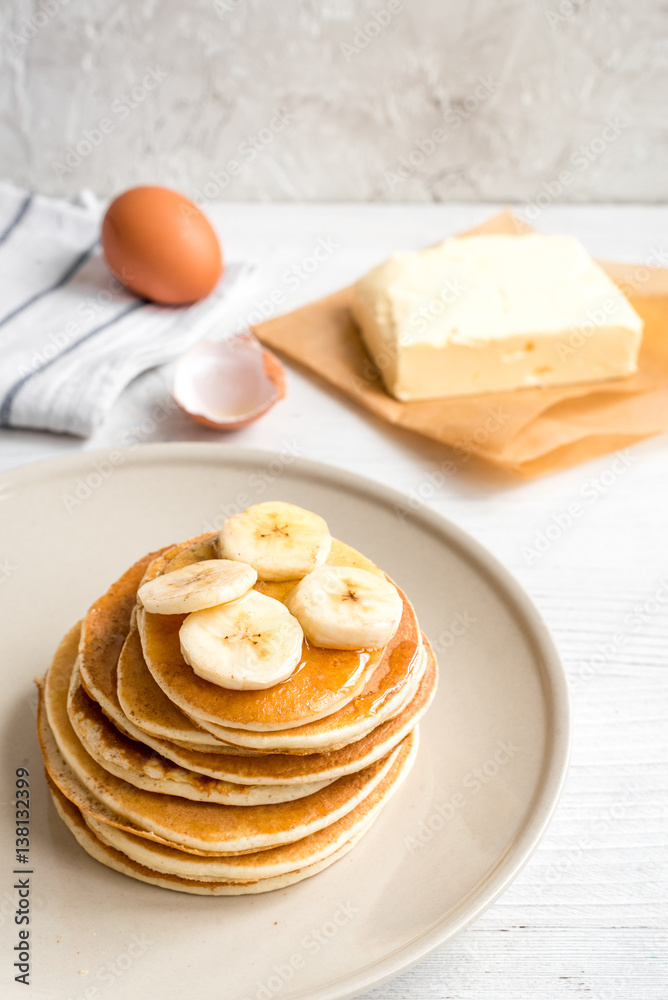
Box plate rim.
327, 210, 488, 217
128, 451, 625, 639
0, 442, 571, 1000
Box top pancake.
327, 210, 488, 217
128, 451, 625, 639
77, 537, 226, 751
152, 643, 435, 781
119, 615, 426, 753
137, 535, 421, 732
78, 545, 169, 714
118, 623, 225, 749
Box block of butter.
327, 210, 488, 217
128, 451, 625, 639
351, 234, 644, 401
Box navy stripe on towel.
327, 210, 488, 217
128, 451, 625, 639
0, 194, 33, 245
0, 239, 100, 332
0, 299, 146, 427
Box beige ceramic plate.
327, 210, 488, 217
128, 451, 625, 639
0, 444, 569, 1000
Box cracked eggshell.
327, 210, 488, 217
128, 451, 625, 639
172, 331, 286, 430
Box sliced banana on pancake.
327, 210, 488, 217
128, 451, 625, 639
180, 590, 304, 690
137, 559, 257, 615
285, 565, 403, 650
217, 501, 331, 582
37, 511, 436, 894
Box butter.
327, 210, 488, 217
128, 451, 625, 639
351, 234, 644, 401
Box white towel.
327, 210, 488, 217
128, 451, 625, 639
0, 183, 254, 437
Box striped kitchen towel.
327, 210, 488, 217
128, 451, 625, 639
0, 183, 254, 437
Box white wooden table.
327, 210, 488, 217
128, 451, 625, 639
1, 204, 666, 999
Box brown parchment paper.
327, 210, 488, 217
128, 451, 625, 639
253, 212, 668, 476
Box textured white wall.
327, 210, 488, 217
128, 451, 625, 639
1, 0, 666, 203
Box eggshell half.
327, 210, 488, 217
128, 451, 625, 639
173, 331, 286, 430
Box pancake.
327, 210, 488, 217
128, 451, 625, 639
124, 607, 426, 753
37, 506, 436, 895
81, 733, 416, 881
86, 810, 376, 884
39, 677, 405, 854
188, 639, 426, 753
56, 627, 333, 805
118, 621, 226, 749
77, 536, 224, 751
49, 782, 371, 895
102, 637, 437, 784
78, 538, 423, 754
138, 535, 421, 732
78, 547, 168, 712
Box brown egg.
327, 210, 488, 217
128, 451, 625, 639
101, 186, 223, 305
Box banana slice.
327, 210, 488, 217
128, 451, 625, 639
285, 565, 403, 651
217, 501, 331, 581
179, 590, 304, 690
137, 560, 257, 615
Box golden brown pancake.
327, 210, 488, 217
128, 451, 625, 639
49, 782, 372, 894
118, 621, 225, 749
80, 734, 417, 882
104, 636, 437, 783
186, 638, 426, 752
37, 515, 436, 894
138, 535, 421, 731
77, 546, 168, 718
55, 627, 334, 805
39, 672, 405, 854
77, 538, 423, 755
122, 612, 426, 753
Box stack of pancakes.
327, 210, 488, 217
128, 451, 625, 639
37, 530, 437, 894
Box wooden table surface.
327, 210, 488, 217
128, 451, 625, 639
1, 203, 666, 1000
